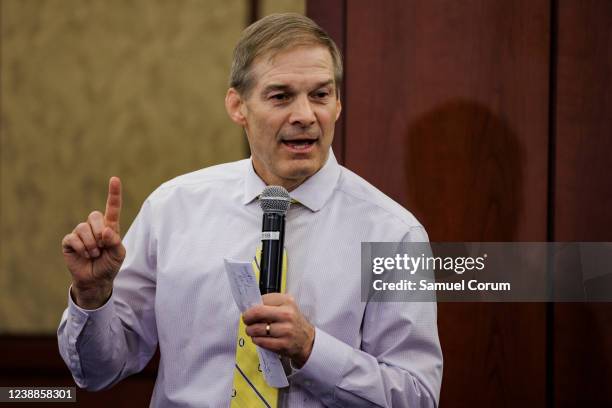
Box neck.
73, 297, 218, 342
260, 172, 308, 192
250, 164, 310, 192
283, 179, 308, 192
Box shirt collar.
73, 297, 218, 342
242, 149, 341, 212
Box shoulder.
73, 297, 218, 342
335, 166, 427, 238
147, 159, 247, 203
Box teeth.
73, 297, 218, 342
289, 142, 309, 149
284, 140, 314, 149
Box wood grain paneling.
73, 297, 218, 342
309, 1, 551, 406
553, 0, 612, 406
344, 0, 550, 241
307, 0, 346, 164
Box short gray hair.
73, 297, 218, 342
229, 13, 343, 97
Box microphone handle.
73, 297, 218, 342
260, 212, 285, 294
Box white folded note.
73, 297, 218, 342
224, 258, 289, 388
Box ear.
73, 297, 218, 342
335, 95, 342, 121
225, 88, 247, 126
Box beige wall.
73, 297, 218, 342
261, 0, 305, 16
0, 0, 304, 334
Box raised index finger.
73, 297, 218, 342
104, 176, 122, 233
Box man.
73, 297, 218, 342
58, 13, 442, 407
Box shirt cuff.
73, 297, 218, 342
67, 285, 115, 334
288, 327, 352, 400
62, 286, 115, 388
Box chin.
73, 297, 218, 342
283, 161, 320, 179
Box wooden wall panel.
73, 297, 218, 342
309, 1, 551, 406
553, 0, 612, 406
344, 0, 549, 242
307, 0, 346, 164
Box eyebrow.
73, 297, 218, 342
261, 80, 335, 96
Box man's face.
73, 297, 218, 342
227, 45, 341, 190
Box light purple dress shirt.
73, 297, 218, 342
58, 151, 443, 407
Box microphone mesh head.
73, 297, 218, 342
260, 185, 291, 214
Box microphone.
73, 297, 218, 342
259, 186, 291, 294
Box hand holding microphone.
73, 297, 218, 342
243, 186, 315, 368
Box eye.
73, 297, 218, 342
313, 90, 331, 99
270, 93, 289, 101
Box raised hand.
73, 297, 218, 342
61, 177, 126, 309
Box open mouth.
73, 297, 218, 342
281, 139, 317, 150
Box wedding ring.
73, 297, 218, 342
265, 323, 271, 337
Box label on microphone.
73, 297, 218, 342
261, 231, 280, 240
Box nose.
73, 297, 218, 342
289, 95, 316, 128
